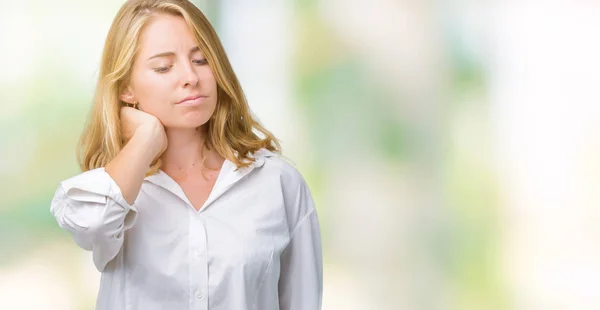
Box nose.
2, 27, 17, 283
180, 61, 199, 87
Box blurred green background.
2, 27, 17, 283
2, 0, 600, 309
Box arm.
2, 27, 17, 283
50, 168, 136, 272
50, 111, 166, 271
278, 173, 323, 310
105, 122, 165, 205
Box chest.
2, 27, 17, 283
159, 164, 221, 211
121, 192, 290, 309
130, 174, 292, 280
177, 174, 218, 211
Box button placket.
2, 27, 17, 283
189, 214, 209, 310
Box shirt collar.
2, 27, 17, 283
143, 148, 277, 211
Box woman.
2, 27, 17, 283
49, 0, 322, 309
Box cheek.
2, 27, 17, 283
197, 66, 217, 87
137, 71, 170, 97
134, 72, 175, 113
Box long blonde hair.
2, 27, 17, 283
79, 0, 280, 176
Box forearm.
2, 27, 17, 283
105, 123, 164, 204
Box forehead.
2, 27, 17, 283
137, 13, 199, 56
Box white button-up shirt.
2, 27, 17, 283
50, 149, 322, 310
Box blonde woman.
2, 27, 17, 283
49, 0, 322, 309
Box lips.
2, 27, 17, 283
177, 95, 207, 105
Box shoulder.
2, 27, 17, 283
254, 149, 307, 190
255, 149, 316, 227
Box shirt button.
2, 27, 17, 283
195, 291, 204, 299
194, 250, 202, 258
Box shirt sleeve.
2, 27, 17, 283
278, 176, 323, 310
50, 167, 138, 272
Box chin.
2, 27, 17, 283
166, 116, 211, 129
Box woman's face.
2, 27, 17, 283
121, 13, 218, 129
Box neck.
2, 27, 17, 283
160, 126, 221, 172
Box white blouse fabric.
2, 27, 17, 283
50, 149, 322, 310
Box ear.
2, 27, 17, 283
120, 86, 136, 104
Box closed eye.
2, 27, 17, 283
193, 58, 208, 65
153, 58, 206, 73
154, 66, 172, 73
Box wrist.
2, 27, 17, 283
133, 123, 165, 157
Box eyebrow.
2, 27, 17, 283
147, 46, 201, 60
